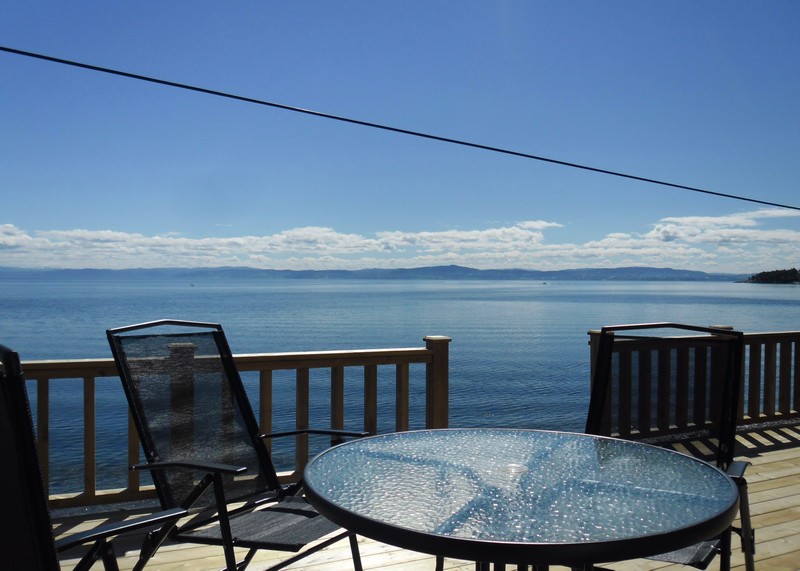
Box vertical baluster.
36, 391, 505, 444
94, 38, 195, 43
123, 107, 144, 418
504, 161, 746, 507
675, 347, 690, 430
638, 350, 652, 437
737, 343, 747, 421
617, 350, 632, 438
793, 337, 800, 414
396, 363, 409, 432
296, 368, 310, 470
84, 375, 96, 499
259, 369, 273, 452
779, 341, 792, 416
657, 348, 671, 433
331, 366, 345, 432
36, 377, 51, 495
364, 365, 378, 435
764, 341, 777, 420
694, 346, 708, 429
127, 411, 140, 492
747, 342, 762, 421
709, 341, 725, 428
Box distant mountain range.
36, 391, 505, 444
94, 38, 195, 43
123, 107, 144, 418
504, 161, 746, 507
0, 265, 751, 282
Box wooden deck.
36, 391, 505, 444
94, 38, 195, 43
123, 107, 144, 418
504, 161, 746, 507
56, 431, 800, 571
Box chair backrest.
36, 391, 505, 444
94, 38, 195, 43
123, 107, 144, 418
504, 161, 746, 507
107, 320, 282, 510
0, 345, 60, 570
585, 323, 744, 470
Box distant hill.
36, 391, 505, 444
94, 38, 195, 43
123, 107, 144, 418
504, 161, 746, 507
0, 265, 750, 282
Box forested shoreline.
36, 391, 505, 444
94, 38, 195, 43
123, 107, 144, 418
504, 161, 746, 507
746, 268, 800, 284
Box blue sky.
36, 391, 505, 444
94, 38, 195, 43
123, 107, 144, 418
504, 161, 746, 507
2, 1, 799, 273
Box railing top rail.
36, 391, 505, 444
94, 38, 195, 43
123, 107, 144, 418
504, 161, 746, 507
741, 331, 800, 341
589, 329, 800, 340
237, 346, 432, 360
235, 347, 434, 370
21, 358, 119, 378
20, 345, 439, 378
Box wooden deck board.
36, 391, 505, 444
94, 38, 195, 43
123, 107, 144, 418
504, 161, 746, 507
57, 443, 800, 571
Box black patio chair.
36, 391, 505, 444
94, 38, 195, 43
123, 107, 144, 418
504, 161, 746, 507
106, 319, 365, 571
584, 323, 755, 571
0, 344, 186, 571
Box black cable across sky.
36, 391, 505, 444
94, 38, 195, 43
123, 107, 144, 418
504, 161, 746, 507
2, 44, 798, 212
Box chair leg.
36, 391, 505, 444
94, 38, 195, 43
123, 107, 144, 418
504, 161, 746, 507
238, 549, 257, 570
736, 479, 756, 571
132, 520, 179, 571
73, 539, 117, 571
259, 531, 356, 571
100, 539, 121, 571
211, 473, 239, 571
718, 527, 732, 571
349, 533, 363, 571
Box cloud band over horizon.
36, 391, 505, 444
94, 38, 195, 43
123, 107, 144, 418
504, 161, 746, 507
1, 209, 798, 274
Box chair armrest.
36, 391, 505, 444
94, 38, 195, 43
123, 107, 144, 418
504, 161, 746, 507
131, 460, 247, 475
261, 428, 370, 439
726, 460, 750, 481
54, 507, 187, 552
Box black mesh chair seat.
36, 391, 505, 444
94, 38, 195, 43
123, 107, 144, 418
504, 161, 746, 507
0, 344, 185, 571
584, 323, 755, 571
655, 540, 720, 568
180, 496, 339, 551
107, 319, 365, 571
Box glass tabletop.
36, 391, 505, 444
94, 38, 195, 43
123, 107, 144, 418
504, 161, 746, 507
304, 428, 739, 565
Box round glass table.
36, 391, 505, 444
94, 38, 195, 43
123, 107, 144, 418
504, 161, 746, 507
303, 428, 739, 567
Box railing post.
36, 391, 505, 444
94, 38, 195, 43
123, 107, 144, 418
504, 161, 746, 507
424, 336, 451, 429
169, 343, 198, 494
169, 343, 197, 454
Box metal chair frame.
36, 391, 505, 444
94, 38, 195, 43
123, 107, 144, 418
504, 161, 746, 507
0, 344, 185, 571
585, 323, 754, 571
107, 319, 365, 571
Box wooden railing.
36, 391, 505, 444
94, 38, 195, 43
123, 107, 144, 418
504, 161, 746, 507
23, 329, 798, 509
22, 336, 451, 509
588, 330, 800, 439
740, 332, 800, 426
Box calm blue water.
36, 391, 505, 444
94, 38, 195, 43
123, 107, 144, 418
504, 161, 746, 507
2, 275, 799, 492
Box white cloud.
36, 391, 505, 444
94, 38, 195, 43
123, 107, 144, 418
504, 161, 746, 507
1, 209, 798, 273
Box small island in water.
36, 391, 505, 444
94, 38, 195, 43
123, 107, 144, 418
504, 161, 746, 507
745, 268, 800, 284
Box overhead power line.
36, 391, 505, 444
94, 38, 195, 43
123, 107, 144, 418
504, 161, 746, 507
2, 44, 798, 212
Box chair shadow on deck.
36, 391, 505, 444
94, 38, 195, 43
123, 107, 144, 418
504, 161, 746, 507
663, 418, 800, 462
733, 420, 800, 458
